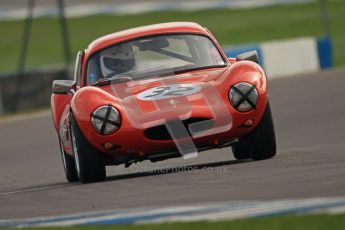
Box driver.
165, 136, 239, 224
100, 43, 136, 77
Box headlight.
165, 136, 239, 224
229, 82, 258, 112
91, 104, 121, 135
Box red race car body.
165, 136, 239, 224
51, 22, 276, 183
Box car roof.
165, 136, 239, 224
85, 22, 209, 56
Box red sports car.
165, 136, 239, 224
51, 22, 276, 183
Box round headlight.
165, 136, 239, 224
229, 82, 258, 112
91, 105, 121, 135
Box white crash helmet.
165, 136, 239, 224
100, 43, 135, 77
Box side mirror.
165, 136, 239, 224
236, 50, 259, 64
52, 80, 76, 94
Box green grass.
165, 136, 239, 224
0, 0, 345, 73
4, 214, 345, 230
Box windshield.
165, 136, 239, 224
86, 34, 226, 85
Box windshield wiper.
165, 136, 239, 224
173, 64, 227, 75
90, 76, 133, 86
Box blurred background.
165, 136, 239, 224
1, 1, 345, 226
0, 0, 343, 114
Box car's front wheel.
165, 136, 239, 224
59, 138, 78, 182
232, 101, 276, 161
70, 114, 106, 183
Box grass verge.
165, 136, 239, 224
3, 213, 345, 230
0, 0, 344, 73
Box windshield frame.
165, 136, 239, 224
84, 32, 228, 86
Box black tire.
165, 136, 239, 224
59, 138, 78, 182
70, 114, 106, 183
232, 101, 276, 161
231, 146, 252, 160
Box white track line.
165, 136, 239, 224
0, 0, 312, 21
0, 184, 72, 196
1, 198, 345, 228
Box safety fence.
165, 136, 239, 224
0, 69, 69, 114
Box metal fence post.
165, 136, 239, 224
18, 0, 35, 74
320, 0, 331, 37
57, 0, 72, 73
12, 0, 35, 112
0, 81, 3, 115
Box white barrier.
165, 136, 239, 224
225, 37, 332, 78
261, 37, 320, 78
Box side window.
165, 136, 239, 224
74, 51, 83, 86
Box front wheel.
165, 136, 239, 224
59, 138, 78, 182
232, 101, 276, 161
70, 114, 106, 183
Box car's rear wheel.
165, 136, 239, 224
59, 138, 78, 182
70, 114, 106, 183
232, 101, 276, 161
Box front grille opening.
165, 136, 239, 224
144, 118, 213, 141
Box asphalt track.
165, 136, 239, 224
0, 69, 345, 219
